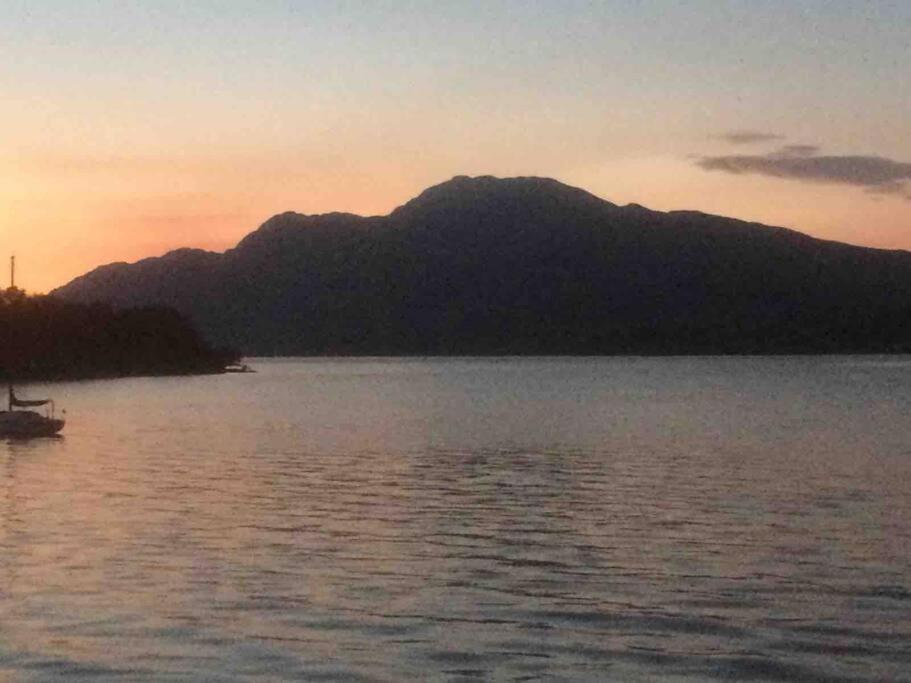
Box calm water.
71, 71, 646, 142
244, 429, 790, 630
1, 357, 909, 681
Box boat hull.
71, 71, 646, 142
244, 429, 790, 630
0, 411, 65, 437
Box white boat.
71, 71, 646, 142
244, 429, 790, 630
0, 385, 65, 437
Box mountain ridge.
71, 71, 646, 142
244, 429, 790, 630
53, 175, 911, 355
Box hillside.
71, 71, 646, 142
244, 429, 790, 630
53, 175, 911, 355
0, 288, 237, 380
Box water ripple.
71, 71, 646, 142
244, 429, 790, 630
1, 357, 909, 680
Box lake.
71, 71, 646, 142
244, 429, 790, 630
1, 357, 909, 681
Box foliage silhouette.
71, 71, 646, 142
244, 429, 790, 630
0, 288, 238, 380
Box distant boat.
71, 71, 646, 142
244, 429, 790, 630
224, 363, 255, 373
0, 255, 65, 437
0, 384, 65, 437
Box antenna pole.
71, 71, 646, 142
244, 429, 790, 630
10, 255, 14, 289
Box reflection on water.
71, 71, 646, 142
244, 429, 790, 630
1, 357, 909, 681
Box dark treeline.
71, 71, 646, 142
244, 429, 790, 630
0, 287, 238, 381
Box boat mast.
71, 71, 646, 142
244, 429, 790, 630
8, 258, 13, 413
6, 257, 15, 413
7, 255, 14, 412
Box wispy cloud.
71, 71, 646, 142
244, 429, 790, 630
773, 144, 819, 158
697, 145, 911, 198
714, 130, 783, 145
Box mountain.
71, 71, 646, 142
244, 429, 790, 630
53, 175, 911, 355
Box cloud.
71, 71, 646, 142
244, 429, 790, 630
715, 130, 783, 145
772, 144, 819, 158
866, 181, 911, 201
696, 146, 911, 198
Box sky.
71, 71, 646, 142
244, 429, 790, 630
2, 0, 910, 293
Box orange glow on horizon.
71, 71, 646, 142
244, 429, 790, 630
4, 153, 911, 294
3, 4, 910, 293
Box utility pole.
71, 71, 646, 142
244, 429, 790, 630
10, 255, 14, 289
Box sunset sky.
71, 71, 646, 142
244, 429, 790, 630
2, 0, 910, 293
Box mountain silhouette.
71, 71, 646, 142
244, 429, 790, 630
53, 175, 911, 355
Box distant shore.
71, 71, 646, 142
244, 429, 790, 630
0, 289, 238, 383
